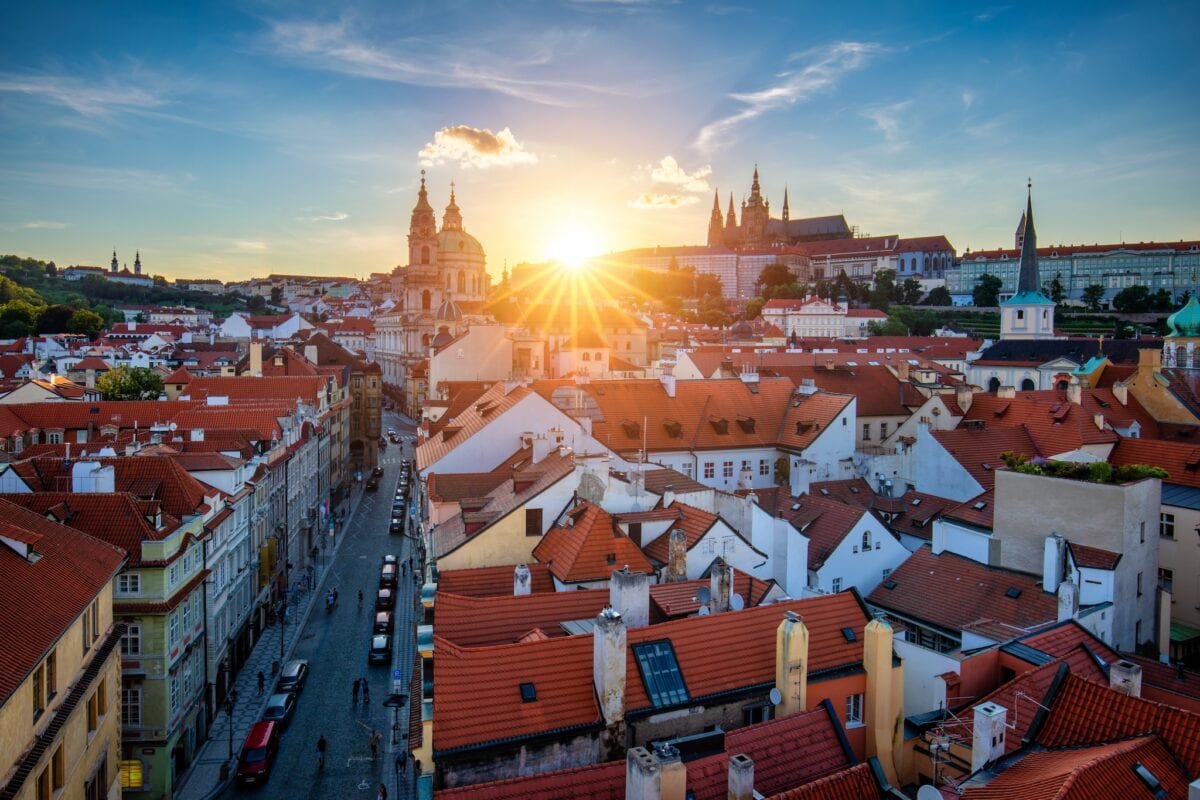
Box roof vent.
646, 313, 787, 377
883, 580, 898, 590
1005, 587, 1022, 599
519, 682, 537, 703
973, 500, 988, 511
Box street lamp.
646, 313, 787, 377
225, 697, 235, 761
383, 693, 407, 746
276, 523, 288, 663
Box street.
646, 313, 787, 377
220, 410, 419, 800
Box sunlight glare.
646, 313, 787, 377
544, 224, 604, 271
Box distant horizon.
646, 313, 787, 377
3, 2, 1198, 281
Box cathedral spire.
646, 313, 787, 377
111, 249, 118, 273
442, 179, 462, 232
707, 188, 724, 247
1016, 179, 1040, 295
134, 250, 142, 275
712, 189, 720, 212
782, 186, 790, 223
725, 192, 737, 228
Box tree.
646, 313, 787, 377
868, 317, 909, 336
36, 303, 77, 333
68, 308, 105, 339
1112, 285, 1151, 313
246, 294, 267, 313
972, 274, 1002, 307
755, 263, 794, 295
699, 295, 731, 328
923, 286, 952, 306
1082, 284, 1105, 312
743, 296, 766, 320
0, 302, 38, 338
1150, 288, 1175, 312
900, 278, 924, 306
270, 286, 283, 306
96, 366, 164, 400
1045, 274, 1066, 304
695, 273, 723, 299
869, 269, 898, 310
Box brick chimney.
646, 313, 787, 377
594, 607, 627, 757
709, 558, 732, 614
250, 341, 263, 377
1067, 376, 1082, 405
727, 754, 754, 800
1109, 660, 1143, 697
513, 563, 532, 596
864, 617, 901, 785
658, 745, 685, 800
896, 361, 910, 382
660, 363, 676, 398
774, 611, 808, 716
625, 745, 685, 800
1057, 581, 1078, 623
666, 529, 688, 582
610, 567, 650, 628
955, 383, 974, 414
971, 702, 1008, 772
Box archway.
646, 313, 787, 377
1020, 378, 1036, 391
987, 377, 1001, 393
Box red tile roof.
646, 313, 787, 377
649, 572, 775, 618
640, 502, 719, 563
866, 547, 1058, 635
417, 382, 534, 471
532, 502, 653, 584
931, 426, 1040, 492
435, 563, 556, 596
960, 390, 1159, 454
0, 499, 126, 703
435, 590, 609, 646
777, 494, 872, 570
9, 455, 209, 518
1016, 620, 1120, 664
1111, 436, 1200, 488
769, 762, 885, 800
0, 492, 179, 566
777, 392, 854, 453
1067, 541, 1121, 570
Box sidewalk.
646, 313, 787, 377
174, 486, 365, 800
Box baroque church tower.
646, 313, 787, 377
408, 170, 438, 270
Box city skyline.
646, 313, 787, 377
2, 1, 1198, 281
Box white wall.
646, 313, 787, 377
894, 639, 961, 716
814, 514, 909, 596
914, 424, 984, 502
683, 518, 768, 580
932, 519, 995, 565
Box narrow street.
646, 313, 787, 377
219, 410, 419, 800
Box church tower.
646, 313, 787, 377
442, 182, 463, 232
782, 186, 790, 224
408, 170, 438, 269
110, 249, 118, 274
707, 190, 724, 247
1000, 182, 1056, 340
740, 165, 770, 246
134, 250, 142, 275
724, 193, 739, 245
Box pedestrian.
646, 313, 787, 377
257, 671, 265, 696
369, 729, 381, 761
376, 782, 387, 800
362, 678, 370, 706
352, 677, 360, 705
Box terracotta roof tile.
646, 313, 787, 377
435, 563, 556, 597
641, 502, 719, 563
434, 590, 608, 646
417, 382, 533, 471
10, 455, 209, 518
0, 492, 179, 566
778, 495, 873, 571
533, 501, 653, 583
777, 392, 854, 453
769, 762, 885, 800
1067, 541, 1121, 570
1111, 436, 1200, 488
931, 426, 1040, 491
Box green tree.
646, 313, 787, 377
755, 263, 794, 295
0, 301, 38, 338
695, 273, 723, 299
1045, 274, 1066, 303
270, 286, 283, 305
1082, 284, 1105, 312
923, 286, 952, 306
1112, 285, 1151, 313
1150, 288, 1175, 312
869, 269, 898, 310
743, 296, 766, 320
900, 278, 924, 305
36, 303, 77, 333
972, 274, 1002, 307
246, 294, 267, 313
868, 317, 909, 336
699, 295, 731, 328
68, 308, 105, 339
95, 366, 164, 400
661, 295, 683, 315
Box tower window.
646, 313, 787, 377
421, 246, 430, 264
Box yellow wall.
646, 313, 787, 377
437, 506, 540, 572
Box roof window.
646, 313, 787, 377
736, 416, 756, 434
621, 419, 641, 439
973, 501, 988, 511
633, 640, 690, 709
841, 627, 857, 642
1131, 762, 1165, 798
519, 682, 537, 703
910, 498, 922, 506
710, 417, 730, 435
1005, 587, 1022, 599
883, 580, 898, 590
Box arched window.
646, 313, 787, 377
862, 530, 872, 551
1021, 378, 1036, 391
581, 352, 591, 362
1056, 380, 1069, 391
420, 246, 430, 265
421, 290, 431, 310
457, 271, 465, 293
987, 377, 1001, 393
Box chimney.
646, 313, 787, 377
896, 361, 910, 382
610, 567, 650, 628
593, 607, 627, 735
304, 344, 318, 365
709, 558, 732, 614
1067, 377, 1082, 406
72, 461, 115, 494
1093, 412, 1106, 431
727, 754, 754, 800
627, 746, 684, 800
532, 434, 555, 464
789, 458, 813, 498
250, 341, 263, 377
774, 611, 808, 716
1043, 533, 1066, 593
1159, 586, 1173, 664
970, 702, 1008, 772
1057, 581, 1078, 623
1109, 660, 1143, 697
955, 383, 974, 414
1112, 381, 1129, 406
513, 563, 532, 596
864, 617, 901, 786
666, 529, 688, 582
739, 365, 759, 384
997, 385, 1016, 399
662, 485, 675, 508
660, 363, 676, 398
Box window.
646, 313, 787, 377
880, 423, 888, 439
47, 432, 61, 444
524, 508, 543, 537
32, 663, 45, 720
1016, 309, 1025, 321
52, 745, 64, 790
36, 768, 50, 800
742, 702, 774, 726
632, 640, 690, 708
862, 531, 872, 551
1137, 572, 1143, 598
628, 522, 642, 546
1159, 568, 1174, 594
831, 577, 842, 593
45, 650, 56, 700
169, 614, 180, 646
123, 686, 143, 726
182, 596, 191, 631
1140, 521, 1145, 544
722, 461, 733, 478
168, 563, 179, 586
84, 759, 107, 800
82, 609, 91, 655
682, 462, 694, 478
862, 423, 870, 441
1160, 513, 1176, 539
581, 352, 591, 362
845, 693, 864, 726
169, 674, 180, 713
87, 690, 98, 733
881, 567, 892, 580
759, 459, 769, 476
97, 677, 107, 716
703, 462, 715, 479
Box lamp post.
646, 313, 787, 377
276, 523, 288, 663
225, 696, 234, 761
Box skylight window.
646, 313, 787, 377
1005, 587, 1022, 599
973, 501, 988, 510
819, 488, 830, 496
633, 640, 690, 709
519, 682, 537, 703
841, 627, 857, 642
1131, 762, 1165, 798
911, 498, 922, 507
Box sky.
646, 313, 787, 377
1, 0, 1198, 282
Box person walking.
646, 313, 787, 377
375, 782, 387, 800
361, 677, 370, 706
358, 589, 364, 610
369, 729, 381, 761
257, 671, 265, 696
316, 735, 327, 770
352, 677, 360, 705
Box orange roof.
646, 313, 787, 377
931, 426, 1040, 491
417, 382, 533, 471
435, 563, 556, 597
435, 590, 609, 646
9, 455, 209, 518
532, 502, 653, 584
641, 502, 719, 563
769, 762, 887, 800
186, 375, 328, 403
778, 495, 873, 570
1111, 436, 1200, 488
777, 392, 854, 453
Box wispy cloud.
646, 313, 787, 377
627, 193, 700, 209
567, 0, 677, 13
296, 212, 349, 222
0, 165, 193, 193
0, 72, 169, 119
641, 156, 711, 192
261, 18, 627, 107
863, 100, 912, 146
961, 89, 976, 109
974, 6, 1010, 23
418, 125, 538, 169
232, 240, 269, 253
20, 220, 69, 230
694, 41, 883, 152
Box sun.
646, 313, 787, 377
544, 224, 604, 271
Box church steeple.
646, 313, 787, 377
707, 189, 724, 247
725, 193, 737, 228
111, 249, 118, 273
782, 186, 790, 223
1015, 180, 1040, 295
442, 180, 463, 232
1000, 180, 1056, 341
408, 170, 438, 267
134, 250, 142, 275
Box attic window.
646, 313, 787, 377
1131, 762, 1164, 797
519, 682, 537, 703
849, 486, 860, 494
710, 417, 730, 435
982, 463, 992, 471
606, 553, 616, 565
819, 488, 830, 496
621, 419, 641, 439
663, 420, 683, 439
736, 416, 756, 434
910, 498, 922, 506
632, 640, 690, 709
1005, 587, 1022, 599
791, 503, 802, 511
883, 580, 898, 590
841, 627, 857, 643
973, 500, 988, 511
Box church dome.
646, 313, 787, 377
1167, 295, 1200, 338
435, 296, 463, 322
437, 228, 485, 257
431, 325, 454, 350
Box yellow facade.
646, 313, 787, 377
436, 506, 541, 572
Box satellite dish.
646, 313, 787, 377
769, 687, 782, 705
169, 422, 178, 431
916, 787, 942, 800
696, 586, 711, 605
698, 606, 710, 616
730, 593, 745, 611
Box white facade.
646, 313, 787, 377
809, 511, 909, 596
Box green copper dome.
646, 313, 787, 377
1167, 295, 1200, 338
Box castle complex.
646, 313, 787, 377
707, 166, 853, 248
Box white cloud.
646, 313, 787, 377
961, 89, 976, 109
233, 240, 269, 253
0, 72, 168, 119
694, 41, 883, 152
296, 212, 349, 222
863, 100, 912, 145
418, 125, 538, 169
646, 156, 712, 192
627, 193, 701, 209
20, 220, 69, 230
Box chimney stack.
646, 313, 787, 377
666, 529, 688, 582
896, 361, 910, 382
970, 702, 1008, 772
625, 745, 685, 800
709, 558, 732, 614
658, 745, 685, 800
304, 344, 318, 365
660, 363, 676, 399
594, 607, 627, 756
955, 383, 974, 414
513, 563, 532, 596
532, 433, 556, 464
789, 458, 813, 498
997, 385, 1016, 399
250, 341, 263, 377
727, 754, 754, 800
1043, 534, 1066, 594
662, 486, 675, 508
864, 617, 901, 786
1067, 377, 1082, 406
1093, 412, 1106, 431
774, 611, 808, 717
610, 567, 650, 628
1057, 581, 1078, 623
1112, 382, 1129, 406
1109, 660, 1143, 698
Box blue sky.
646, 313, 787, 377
1, 1, 1197, 281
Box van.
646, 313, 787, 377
236, 721, 279, 785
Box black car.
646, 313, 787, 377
382, 554, 398, 566
275, 659, 309, 693
261, 692, 297, 728
375, 589, 395, 611
372, 466, 385, 478
389, 517, 404, 536
366, 477, 380, 492
369, 634, 392, 664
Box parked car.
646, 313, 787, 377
382, 554, 398, 566
275, 659, 309, 693
372, 466, 385, 478
373, 611, 394, 635
380, 564, 398, 588
389, 518, 404, 536
369, 633, 392, 664
365, 477, 380, 492
261, 693, 297, 728
236, 721, 280, 785
375, 589, 395, 611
